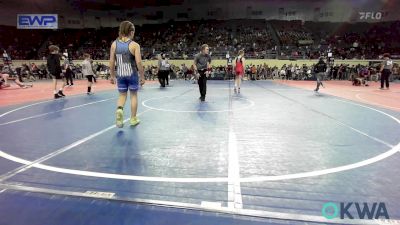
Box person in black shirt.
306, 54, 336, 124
47, 45, 66, 99
193, 44, 211, 101
314, 57, 327, 92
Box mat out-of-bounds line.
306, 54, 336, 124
0, 150, 228, 183
0, 91, 115, 119
0, 97, 117, 126
0, 88, 196, 182
0, 102, 399, 183
0, 183, 396, 225
355, 93, 400, 111
0, 90, 399, 184
0, 109, 152, 182
239, 93, 400, 183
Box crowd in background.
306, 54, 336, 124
1, 18, 400, 90
1, 20, 400, 61
2, 54, 399, 90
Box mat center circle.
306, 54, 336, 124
142, 95, 255, 113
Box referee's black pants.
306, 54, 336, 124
65, 68, 74, 85
158, 70, 168, 87
198, 69, 207, 100
381, 69, 391, 89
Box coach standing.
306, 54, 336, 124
380, 53, 393, 90
193, 44, 211, 102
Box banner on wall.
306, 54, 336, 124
17, 14, 58, 29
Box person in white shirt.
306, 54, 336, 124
2, 50, 12, 65
63, 49, 69, 59
279, 68, 286, 79
158, 53, 171, 87
82, 53, 96, 95
226, 51, 230, 65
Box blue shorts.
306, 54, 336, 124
117, 73, 139, 93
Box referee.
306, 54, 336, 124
380, 53, 393, 90
158, 53, 170, 87
193, 44, 211, 101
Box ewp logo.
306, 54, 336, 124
17, 14, 58, 29
322, 202, 390, 220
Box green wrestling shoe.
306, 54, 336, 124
116, 108, 124, 128
130, 117, 140, 126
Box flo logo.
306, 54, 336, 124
359, 12, 383, 20
322, 202, 389, 220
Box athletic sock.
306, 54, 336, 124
87, 87, 91, 93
